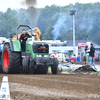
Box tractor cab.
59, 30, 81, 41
12, 25, 33, 41
12, 26, 41, 41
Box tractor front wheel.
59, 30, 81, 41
51, 58, 58, 74
22, 57, 29, 74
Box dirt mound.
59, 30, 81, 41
74, 65, 96, 72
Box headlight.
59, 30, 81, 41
36, 55, 42, 57
44, 55, 49, 57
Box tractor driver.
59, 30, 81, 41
19, 29, 31, 51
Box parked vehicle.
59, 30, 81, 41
50, 52, 68, 62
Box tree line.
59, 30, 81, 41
0, 2, 100, 45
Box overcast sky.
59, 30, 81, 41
0, 0, 100, 12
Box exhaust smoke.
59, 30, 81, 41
21, 0, 38, 28
21, 0, 37, 7
52, 13, 69, 40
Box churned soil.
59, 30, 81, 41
74, 65, 96, 72
0, 74, 100, 100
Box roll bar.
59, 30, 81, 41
16, 25, 32, 40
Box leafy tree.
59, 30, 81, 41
42, 24, 53, 40
1, 3, 100, 45
0, 8, 18, 38
37, 5, 60, 35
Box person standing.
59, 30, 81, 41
87, 43, 97, 70
19, 29, 31, 51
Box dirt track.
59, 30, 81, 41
0, 74, 100, 100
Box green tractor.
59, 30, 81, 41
2, 25, 58, 74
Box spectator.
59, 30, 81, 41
87, 43, 97, 70
76, 55, 80, 62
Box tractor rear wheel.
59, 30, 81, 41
22, 57, 29, 74
51, 58, 58, 74
2, 44, 21, 74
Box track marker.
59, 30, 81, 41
0, 76, 10, 100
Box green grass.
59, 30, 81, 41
63, 69, 70, 71
62, 69, 68, 71
91, 72, 97, 74
48, 67, 70, 71
48, 67, 51, 71
98, 71, 100, 74
90, 71, 100, 75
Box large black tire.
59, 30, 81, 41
34, 66, 48, 74
51, 58, 58, 74
22, 57, 29, 74
2, 43, 21, 74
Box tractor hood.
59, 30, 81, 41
33, 42, 49, 53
